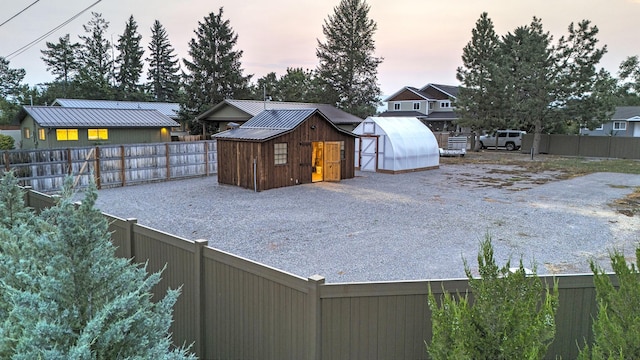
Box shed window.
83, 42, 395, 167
24, 128, 31, 139
56, 129, 79, 141
274, 143, 287, 165
613, 121, 626, 131
88, 128, 108, 140
38, 128, 46, 140
340, 141, 345, 160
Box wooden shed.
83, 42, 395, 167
213, 108, 357, 191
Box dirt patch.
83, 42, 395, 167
610, 186, 640, 217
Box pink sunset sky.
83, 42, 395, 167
2, 0, 640, 98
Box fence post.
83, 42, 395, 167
193, 239, 208, 358
204, 141, 209, 176
22, 186, 33, 208
121, 145, 126, 187
3, 151, 9, 171
122, 218, 137, 259
307, 274, 325, 360
166, 143, 171, 180
94, 146, 101, 190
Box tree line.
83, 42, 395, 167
0, 0, 382, 132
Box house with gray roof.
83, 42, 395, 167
580, 106, 640, 137
196, 99, 363, 134
212, 108, 356, 191
380, 83, 460, 132
17, 106, 178, 149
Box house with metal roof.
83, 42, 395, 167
213, 108, 356, 191
17, 106, 178, 149
52, 98, 180, 119
196, 99, 363, 134
380, 83, 460, 132
579, 106, 640, 137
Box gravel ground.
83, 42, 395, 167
88, 158, 640, 283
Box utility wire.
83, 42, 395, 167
5, 0, 102, 60
0, 0, 41, 28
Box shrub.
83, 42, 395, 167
0, 172, 195, 359
0, 133, 14, 150
427, 235, 558, 360
578, 247, 640, 359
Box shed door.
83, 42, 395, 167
359, 136, 377, 172
324, 141, 341, 182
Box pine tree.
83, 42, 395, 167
76, 12, 114, 99
146, 20, 181, 102
0, 174, 195, 359
616, 56, 640, 105
115, 15, 145, 100
577, 247, 640, 359
40, 34, 81, 95
182, 7, 252, 133
455, 12, 505, 149
428, 235, 558, 360
0, 57, 26, 124
316, 0, 382, 118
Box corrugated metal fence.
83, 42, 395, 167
1, 141, 217, 192
25, 190, 602, 360
522, 134, 640, 158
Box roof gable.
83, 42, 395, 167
384, 87, 430, 102
612, 106, 640, 120
197, 99, 363, 125
20, 106, 179, 128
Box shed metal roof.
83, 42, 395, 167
197, 99, 363, 125
213, 108, 317, 141
52, 98, 180, 119
22, 106, 179, 128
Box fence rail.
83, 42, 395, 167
2, 141, 217, 192
25, 189, 603, 360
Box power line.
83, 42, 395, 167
5, 0, 102, 60
0, 0, 41, 29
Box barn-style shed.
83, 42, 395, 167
213, 108, 356, 191
353, 116, 440, 173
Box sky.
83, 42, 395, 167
2, 0, 640, 99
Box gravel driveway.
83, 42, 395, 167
91, 160, 640, 283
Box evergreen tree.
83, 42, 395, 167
279, 67, 326, 103
76, 12, 114, 99
0, 174, 195, 359
182, 7, 252, 133
578, 247, 640, 359
316, 0, 382, 118
40, 34, 81, 95
0, 57, 26, 124
251, 72, 279, 101
115, 15, 145, 100
615, 55, 640, 105
455, 13, 504, 149
428, 235, 558, 360
146, 20, 181, 102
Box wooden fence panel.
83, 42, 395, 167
523, 134, 640, 159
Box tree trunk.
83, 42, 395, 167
532, 119, 543, 155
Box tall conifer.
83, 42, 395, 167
146, 20, 181, 102
115, 15, 145, 99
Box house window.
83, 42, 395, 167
24, 128, 31, 139
429, 102, 433, 110
440, 101, 450, 108
56, 129, 79, 141
393, 103, 400, 110
613, 121, 626, 131
413, 102, 420, 110
595, 124, 604, 130
274, 143, 287, 165
88, 128, 109, 140
38, 128, 46, 140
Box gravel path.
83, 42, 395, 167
89, 162, 640, 283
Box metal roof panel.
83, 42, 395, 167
52, 98, 180, 119
23, 106, 179, 128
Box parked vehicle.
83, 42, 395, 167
479, 130, 526, 151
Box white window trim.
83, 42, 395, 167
613, 121, 627, 131
393, 103, 400, 110
413, 102, 420, 110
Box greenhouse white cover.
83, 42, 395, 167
353, 117, 440, 173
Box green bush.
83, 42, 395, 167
427, 235, 558, 360
578, 247, 640, 359
0, 172, 195, 359
0, 133, 14, 150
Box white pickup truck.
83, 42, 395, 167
479, 130, 526, 151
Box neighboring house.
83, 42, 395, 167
17, 106, 178, 149
580, 106, 640, 137
196, 99, 363, 134
213, 108, 356, 191
380, 83, 460, 132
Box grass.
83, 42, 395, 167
441, 151, 640, 179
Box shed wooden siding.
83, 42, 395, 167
216, 113, 355, 191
